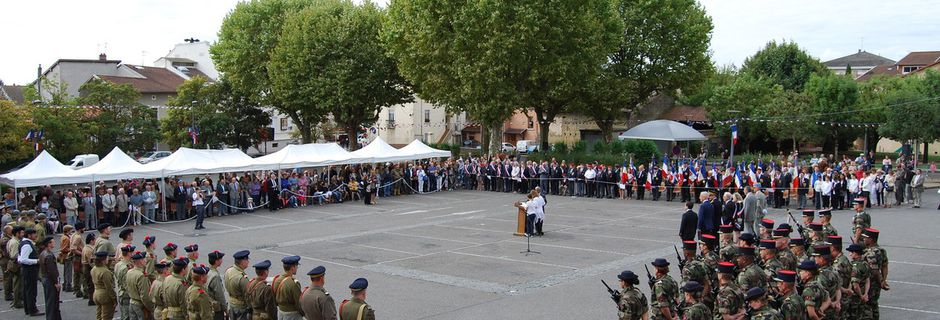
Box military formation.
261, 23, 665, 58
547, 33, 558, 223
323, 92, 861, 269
1, 211, 377, 320
611, 197, 889, 320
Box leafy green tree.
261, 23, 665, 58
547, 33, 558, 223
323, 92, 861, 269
804, 73, 859, 159
677, 65, 737, 107
759, 89, 816, 152
22, 81, 92, 161
0, 101, 36, 168
741, 40, 829, 92
879, 70, 940, 154
78, 79, 160, 155
270, 0, 412, 150
703, 74, 775, 151
856, 75, 904, 154
212, 0, 320, 142
386, 0, 621, 153
583, 0, 712, 141
161, 77, 271, 151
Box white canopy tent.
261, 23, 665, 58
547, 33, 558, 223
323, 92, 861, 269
0, 150, 87, 188
350, 137, 416, 163
617, 120, 707, 142
253, 143, 362, 169
139, 147, 261, 176
399, 140, 452, 159
74, 147, 160, 181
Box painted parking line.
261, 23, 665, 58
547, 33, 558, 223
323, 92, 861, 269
881, 305, 940, 315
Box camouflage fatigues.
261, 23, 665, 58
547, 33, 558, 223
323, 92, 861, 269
818, 265, 841, 320
848, 259, 872, 320
650, 274, 679, 320
800, 280, 829, 320
851, 212, 871, 239
715, 282, 744, 319
719, 244, 737, 262
776, 290, 805, 320
821, 223, 838, 238
682, 301, 711, 320
762, 258, 785, 285
737, 263, 766, 292
777, 248, 798, 271
864, 244, 888, 320
617, 286, 648, 320
749, 305, 782, 320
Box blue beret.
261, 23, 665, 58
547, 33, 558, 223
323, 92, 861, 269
846, 243, 865, 253
307, 266, 326, 277
797, 259, 818, 271
349, 278, 368, 291
651, 258, 669, 267
253, 260, 272, 270
131, 251, 146, 260
745, 287, 766, 301
173, 257, 190, 267
184, 244, 199, 253
192, 265, 210, 275
119, 228, 134, 239
94, 251, 109, 258
281, 255, 301, 265
233, 250, 250, 260
681, 281, 704, 293
617, 270, 638, 282
773, 270, 797, 283
121, 245, 137, 253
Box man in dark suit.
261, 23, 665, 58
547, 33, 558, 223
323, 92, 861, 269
173, 180, 188, 220
650, 165, 662, 201
679, 201, 698, 241
697, 192, 715, 237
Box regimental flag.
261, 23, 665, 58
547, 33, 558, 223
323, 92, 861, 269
722, 167, 735, 187
24, 129, 35, 142
731, 124, 738, 145
188, 126, 199, 145
644, 164, 652, 190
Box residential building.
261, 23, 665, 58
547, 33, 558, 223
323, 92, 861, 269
895, 51, 940, 74
823, 50, 895, 79
0, 80, 26, 104
38, 54, 123, 100
375, 97, 467, 147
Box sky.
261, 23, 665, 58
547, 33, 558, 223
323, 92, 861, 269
1, 0, 937, 85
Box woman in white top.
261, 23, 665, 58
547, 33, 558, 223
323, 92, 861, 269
820, 175, 833, 208
192, 187, 205, 230
859, 171, 873, 208
511, 162, 522, 193
416, 165, 427, 194
514, 190, 542, 236
846, 174, 859, 202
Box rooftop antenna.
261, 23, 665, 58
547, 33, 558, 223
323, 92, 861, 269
860, 37, 864, 52
184, 37, 200, 43
141, 50, 147, 66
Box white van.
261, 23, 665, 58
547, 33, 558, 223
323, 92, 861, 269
67, 154, 99, 169
137, 151, 172, 164
515, 140, 539, 154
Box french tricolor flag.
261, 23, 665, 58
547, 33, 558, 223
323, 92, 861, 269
731, 124, 738, 145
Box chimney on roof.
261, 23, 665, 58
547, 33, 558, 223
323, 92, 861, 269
99, 53, 107, 61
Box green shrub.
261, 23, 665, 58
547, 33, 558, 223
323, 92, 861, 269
623, 140, 659, 163
552, 142, 568, 154
572, 140, 587, 153
609, 140, 625, 155
592, 140, 608, 154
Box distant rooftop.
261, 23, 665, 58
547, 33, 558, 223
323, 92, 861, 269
823, 50, 895, 68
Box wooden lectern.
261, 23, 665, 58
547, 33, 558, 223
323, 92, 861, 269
514, 207, 526, 236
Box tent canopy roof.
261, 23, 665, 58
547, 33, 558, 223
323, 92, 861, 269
254, 143, 361, 169
351, 137, 415, 163
618, 120, 707, 142
399, 140, 451, 159
0, 150, 83, 187
75, 147, 154, 180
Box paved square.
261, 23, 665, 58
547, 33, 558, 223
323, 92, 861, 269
3, 190, 938, 319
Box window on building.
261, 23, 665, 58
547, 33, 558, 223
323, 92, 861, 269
902, 66, 920, 74
527, 117, 534, 129
424, 109, 431, 123
280, 118, 289, 131
388, 110, 395, 122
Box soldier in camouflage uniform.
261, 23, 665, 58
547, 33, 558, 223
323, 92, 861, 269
861, 228, 888, 320
773, 225, 798, 271
771, 270, 805, 320
811, 245, 841, 319
745, 287, 781, 320
714, 262, 745, 319
850, 198, 871, 244
817, 209, 837, 238
649, 258, 679, 320
806, 223, 828, 257
718, 224, 737, 263
789, 238, 808, 265
698, 234, 720, 306
846, 244, 872, 320
758, 240, 784, 285
736, 246, 766, 292
680, 281, 711, 320
680, 241, 712, 303
615, 270, 648, 320
828, 235, 853, 319
758, 219, 775, 241
797, 260, 830, 320
799, 210, 814, 241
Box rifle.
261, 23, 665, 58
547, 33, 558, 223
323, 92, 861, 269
644, 265, 656, 290
786, 209, 805, 236
601, 280, 622, 307
674, 245, 686, 271
744, 305, 754, 320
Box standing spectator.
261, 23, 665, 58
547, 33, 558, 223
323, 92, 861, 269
884, 170, 896, 208
59, 225, 74, 293
416, 165, 426, 194
679, 201, 698, 241
39, 236, 61, 319
82, 190, 98, 230
874, 170, 885, 208
115, 188, 129, 226
230, 177, 243, 213
173, 180, 187, 220
18, 228, 41, 316
904, 166, 914, 205
742, 187, 760, 235
64, 191, 79, 227
911, 169, 925, 208
721, 193, 735, 226
101, 189, 116, 226
193, 187, 206, 230
129, 189, 143, 226
697, 192, 715, 237
820, 175, 833, 208
142, 185, 157, 224
860, 171, 873, 208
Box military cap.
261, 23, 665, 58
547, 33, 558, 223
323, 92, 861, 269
846, 243, 865, 253
862, 228, 879, 240
233, 250, 250, 260
808, 222, 823, 231
801, 209, 815, 217
94, 251, 109, 258
119, 228, 134, 239
682, 240, 697, 251
155, 259, 170, 269
282, 255, 301, 265
759, 240, 776, 250
772, 228, 790, 238
184, 244, 199, 253
164, 242, 178, 252
617, 270, 639, 283
739, 233, 756, 244
24, 228, 36, 235
853, 197, 867, 205
63, 224, 75, 233
25, 210, 36, 216
699, 234, 718, 246
208, 250, 225, 260
716, 261, 736, 274
789, 238, 805, 247
142, 235, 156, 246
11, 226, 24, 233
97, 223, 111, 232
811, 245, 831, 257
797, 260, 819, 270
74, 222, 86, 230
190, 264, 208, 275
739, 246, 756, 256
651, 258, 670, 267
38, 236, 54, 247
307, 266, 326, 277
778, 223, 792, 232
85, 232, 96, 243
773, 270, 797, 283
760, 218, 774, 229
818, 209, 832, 217
121, 245, 136, 253
173, 257, 190, 267
349, 278, 368, 291
131, 251, 146, 260
36, 213, 46, 220
745, 287, 767, 301
718, 224, 735, 234
253, 260, 272, 270
681, 281, 704, 293
827, 235, 842, 247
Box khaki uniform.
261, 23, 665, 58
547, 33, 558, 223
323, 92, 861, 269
247, 278, 276, 320
224, 265, 251, 320
82, 243, 96, 302
4, 236, 21, 307
115, 259, 131, 320
163, 273, 190, 320
186, 283, 215, 320
126, 267, 154, 320
69, 233, 85, 297
300, 285, 337, 320
273, 273, 302, 319
92, 264, 117, 320
0, 233, 10, 301
338, 298, 374, 320
94, 235, 117, 267
151, 275, 168, 320
144, 249, 158, 281
207, 266, 228, 318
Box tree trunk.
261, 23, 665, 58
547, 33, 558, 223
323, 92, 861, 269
481, 125, 490, 155
923, 142, 929, 164
595, 120, 614, 143
489, 122, 503, 156
298, 122, 312, 144
833, 131, 839, 161
345, 125, 360, 151
792, 137, 797, 153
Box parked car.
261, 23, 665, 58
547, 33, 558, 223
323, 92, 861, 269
67, 154, 99, 169
500, 142, 516, 153
515, 140, 539, 154
137, 151, 172, 164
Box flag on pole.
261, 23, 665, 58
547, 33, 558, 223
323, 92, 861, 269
24, 129, 35, 142
731, 124, 738, 145
188, 127, 199, 145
